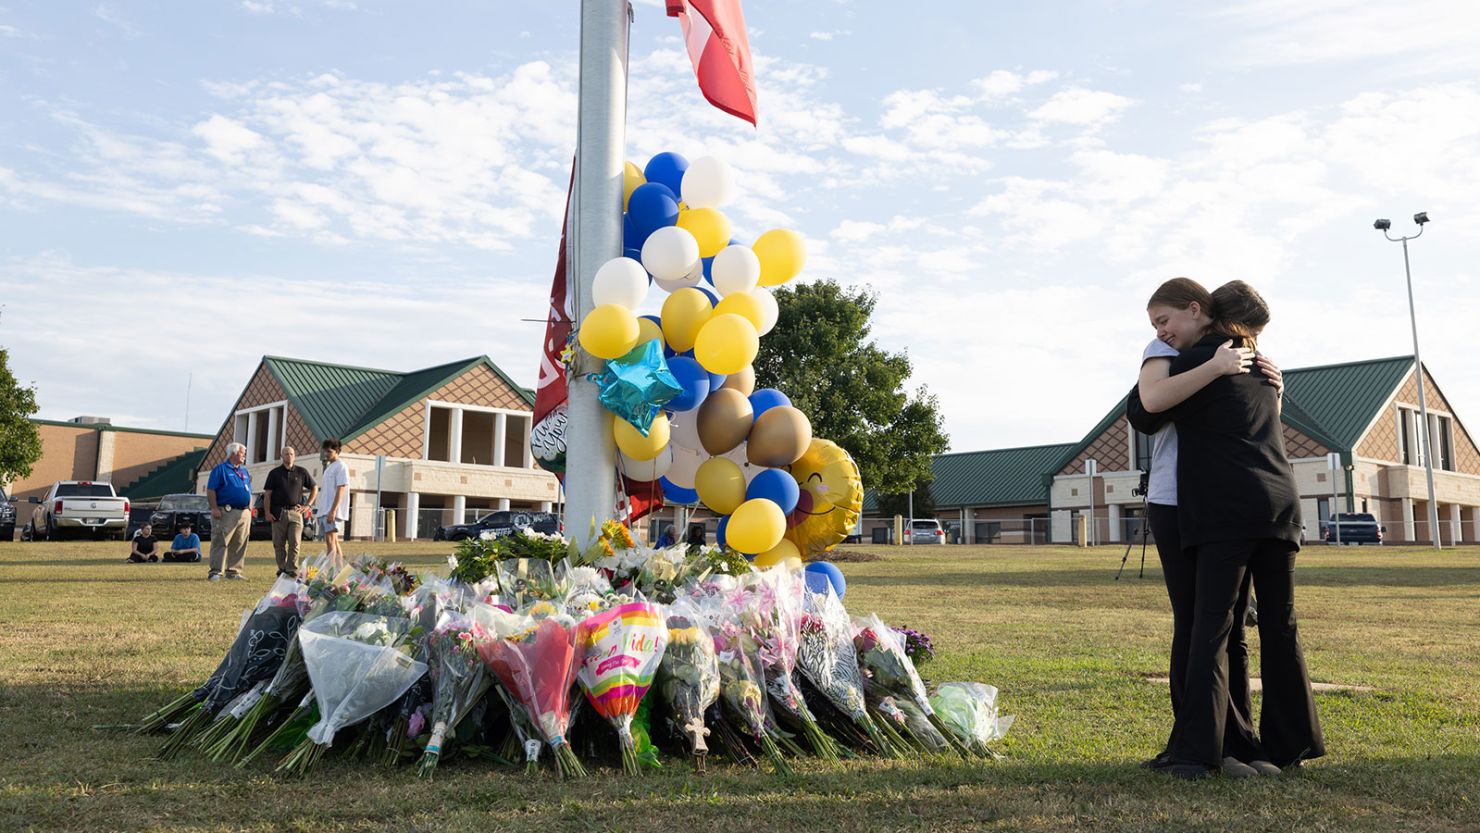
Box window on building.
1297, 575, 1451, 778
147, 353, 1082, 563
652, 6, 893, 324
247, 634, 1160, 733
504, 413, 530, 468
1399, 407, 1417, 465
231, 402, 286, 464
427, 407, 452, 462
1316, 498, 1330, 525
1430, 414, 1455, 471
461, 411, 494, 465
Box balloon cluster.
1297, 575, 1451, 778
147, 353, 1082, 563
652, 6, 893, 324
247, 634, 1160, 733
576, 152, 861, 565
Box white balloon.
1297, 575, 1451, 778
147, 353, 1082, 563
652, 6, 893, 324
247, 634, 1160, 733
642, 226, 701, 282
669, 409, 703, 452
665, 444, 706, 489
620, 444, 673, 482
681, 156, 735, 209
711, 245, 761, 297
592, 257, 649, 309
654, 258, 705, 293
750, 286, 779, 335
722, 442, 762, 484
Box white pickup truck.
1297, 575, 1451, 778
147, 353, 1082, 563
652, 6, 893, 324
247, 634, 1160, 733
25, 481, 131, 541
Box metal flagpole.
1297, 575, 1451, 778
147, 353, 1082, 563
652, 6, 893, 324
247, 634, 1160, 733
564, 0, 629, 547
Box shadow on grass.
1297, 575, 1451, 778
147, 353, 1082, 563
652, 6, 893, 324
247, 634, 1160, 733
845, 565, 1480, 591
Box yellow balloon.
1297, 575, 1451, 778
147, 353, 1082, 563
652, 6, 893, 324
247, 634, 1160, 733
784, 438, 864, 557
753, 538, 800, 568
676, 207, 732, 258
695, 457, 747, 515
694, 313, 759, 375
713, 292, 764, 330
727, 498, 787, 554
636, 316, 665, 348
613, 412, 670, 461
661, 288, 714, 352
623, 161, 645, 210
579, 304, 640, 360
752, 228, 807, 287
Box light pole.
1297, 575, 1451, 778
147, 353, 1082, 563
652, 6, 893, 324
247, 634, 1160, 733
1374, 212, 1441, 550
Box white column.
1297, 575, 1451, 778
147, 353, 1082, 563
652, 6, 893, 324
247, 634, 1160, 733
450, 408, 464, 465
405, 491, 420, 540
1401, 497, 1416, 544
521, 415, 534, 469
267, 407, 280, 460
1447, 503, 1461, 546
452, 494, 468, 526
247, 412, 259, 464
540, 501, 553, 512
962, 507, 974, 544
493, 412, 507, 467
1108, 503, 1123, 543
497, 498, 511, 511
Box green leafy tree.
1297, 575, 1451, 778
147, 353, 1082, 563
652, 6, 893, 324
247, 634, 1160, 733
0, 345, 42, 485
753, 280, 949, 496
876, 478, 935, 520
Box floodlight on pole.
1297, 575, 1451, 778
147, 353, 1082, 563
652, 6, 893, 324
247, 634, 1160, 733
1374, 212, 1441, 550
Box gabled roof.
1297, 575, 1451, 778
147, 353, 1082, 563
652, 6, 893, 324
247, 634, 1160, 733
261, 355, 533, 443
1280, 356, 1414, 451
1045, 391, 1131, 482
864, 442, 1076, 512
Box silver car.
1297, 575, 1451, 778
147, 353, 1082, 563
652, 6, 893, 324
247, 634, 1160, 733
908, 519, 945, 544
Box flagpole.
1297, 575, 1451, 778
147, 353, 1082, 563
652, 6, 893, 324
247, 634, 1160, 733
565, 0, 629, 546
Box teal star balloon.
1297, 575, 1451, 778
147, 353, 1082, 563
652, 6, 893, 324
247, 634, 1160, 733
591, 339, 682, 436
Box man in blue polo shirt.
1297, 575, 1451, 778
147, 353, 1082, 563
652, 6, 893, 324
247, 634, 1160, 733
206, 441, 253, 582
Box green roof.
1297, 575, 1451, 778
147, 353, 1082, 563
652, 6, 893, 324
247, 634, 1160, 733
1280, 356, 1414, 451
120, 449, 207, 500
261, 355, 534, 443
865, 442, 1076, 512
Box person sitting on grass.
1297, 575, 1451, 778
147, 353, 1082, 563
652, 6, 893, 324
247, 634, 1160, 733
164, 522, 202, 563
128, 523, 160, 563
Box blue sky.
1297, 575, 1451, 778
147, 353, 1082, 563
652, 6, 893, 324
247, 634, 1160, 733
3, 1, 1479, 453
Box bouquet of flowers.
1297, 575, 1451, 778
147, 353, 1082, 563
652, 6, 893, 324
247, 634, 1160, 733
854, 614, 972, 758
354, 555, 420, 595
707, 606, 793, 776
744, 568, 838, 760
928, 682, 1014, 758
157, 575, 307, 759
796, 586, 897, 758
276, 611, 426, 775
416, 610, 492, 778
655, 598, 720, 768
575, 600, 668, 775
473, 601, 586, 777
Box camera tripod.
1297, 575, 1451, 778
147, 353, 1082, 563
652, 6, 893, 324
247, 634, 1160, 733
1115, 473, 1151, 580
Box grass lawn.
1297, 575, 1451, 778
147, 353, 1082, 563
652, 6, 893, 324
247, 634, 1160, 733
2, 540, 1477, 832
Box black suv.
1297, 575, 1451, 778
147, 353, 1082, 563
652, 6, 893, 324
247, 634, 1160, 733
147, 493, 214, 541
434, 510, 560, 542
0, 487, 15, 541
250, 493, 317, 541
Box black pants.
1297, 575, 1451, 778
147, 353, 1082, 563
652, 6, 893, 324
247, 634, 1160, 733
1148, 504, 1257, 759
1171, 538, 1326, 767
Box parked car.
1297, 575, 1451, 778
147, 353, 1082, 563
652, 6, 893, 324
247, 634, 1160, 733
249, 493, 316, 541
23, 481, 130, 541
434, 510, 560, 542
1321, 512, 1384, 545
908, 518, 946, 544
0, 487, 15, 541
146, 493, 215, 541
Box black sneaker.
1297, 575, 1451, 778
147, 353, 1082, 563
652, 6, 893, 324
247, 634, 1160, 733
148, 555, 159, 563
1166, 763, 1212, 780
1139, 752, 1173, 770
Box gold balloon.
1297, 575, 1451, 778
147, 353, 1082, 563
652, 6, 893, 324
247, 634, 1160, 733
579, 304, 640, 360
613, 412, 670, 461
746, 405, 812, 467
623, 160, 645, 210
661, 287, 714, 353
695, 457, 747, 515
696, 387, 753, 456
753, 538, 800, 568
635, 316, 665, 348
676, 207, 732, 258
721, 365, 755, 396
784, 438, 864, 557
752, 228, 806, 287
693, 313, 759, 376
713, 292, 765, 330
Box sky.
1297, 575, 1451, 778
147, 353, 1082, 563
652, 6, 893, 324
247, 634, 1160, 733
3, 1, 1479, 455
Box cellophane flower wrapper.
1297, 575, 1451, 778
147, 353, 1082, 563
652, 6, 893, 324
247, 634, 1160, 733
655, 598, 720, 761
797, 586, 897, 758
472, 600, 586, 777
417, 610, 492, 778
743, 567, 837, 760
575, 600, 668, 775
704, 598, 793, 776
853, 613, 971, 757
928, 682, 1014, 757
495, 557, 565, 609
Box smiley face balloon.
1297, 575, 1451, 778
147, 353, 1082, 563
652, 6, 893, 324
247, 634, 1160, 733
784, 438, 864, 557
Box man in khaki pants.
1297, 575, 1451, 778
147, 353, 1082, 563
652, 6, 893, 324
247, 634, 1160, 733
206, 442, 253, 582
263, 446, 318, 578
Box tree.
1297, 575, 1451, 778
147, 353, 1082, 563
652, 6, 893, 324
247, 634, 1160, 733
0, 344, 41, 486
876, 478, 935, 520
753, 280, 949, 496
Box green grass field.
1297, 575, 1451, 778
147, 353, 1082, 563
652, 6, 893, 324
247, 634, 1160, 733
2, 540, 1477, 832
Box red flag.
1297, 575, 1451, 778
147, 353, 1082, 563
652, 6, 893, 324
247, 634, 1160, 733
666, 0, 758, 126
531, 168, 575, 478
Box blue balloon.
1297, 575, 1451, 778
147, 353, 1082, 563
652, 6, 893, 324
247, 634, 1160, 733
747, 468, 800, 515
660, 477, 699, 506
644, 152, 690, 196
804, 561, 846, 598
749, 388, 791, 420
666, 356, 711, 411
701, 255, 715, 283
707, 371, 727, 391
716, 515, 729, 549
627, 182, 679, 242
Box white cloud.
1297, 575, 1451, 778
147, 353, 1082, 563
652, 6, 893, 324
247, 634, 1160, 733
1216, 0, 1480, 74
973, 69, 1058, 101
808, 31, 836, 41
92, 3, 140, 37
1029, 88, 1134, 126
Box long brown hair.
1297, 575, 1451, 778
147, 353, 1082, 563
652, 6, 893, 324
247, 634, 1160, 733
1147, 277, 1212, 315
1210, 281, 1270, 348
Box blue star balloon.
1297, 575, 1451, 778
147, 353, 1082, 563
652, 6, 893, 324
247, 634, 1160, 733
591, 339, 682, 436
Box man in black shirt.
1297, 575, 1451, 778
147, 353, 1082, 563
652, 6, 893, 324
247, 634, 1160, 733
128, 523, 159, 563
263, 446, 317, 578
